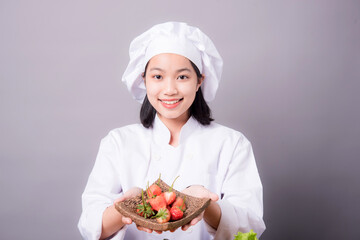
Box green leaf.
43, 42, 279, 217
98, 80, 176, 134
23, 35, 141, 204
233, 230, 259, 240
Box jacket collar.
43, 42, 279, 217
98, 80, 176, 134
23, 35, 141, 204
152, 114, 199, 146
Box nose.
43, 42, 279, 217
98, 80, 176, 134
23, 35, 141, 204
164, 78, 178, 95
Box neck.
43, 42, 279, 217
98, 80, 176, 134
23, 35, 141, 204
158, 112, 190, 147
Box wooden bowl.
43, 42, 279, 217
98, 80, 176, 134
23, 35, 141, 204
115, 179, 211, 231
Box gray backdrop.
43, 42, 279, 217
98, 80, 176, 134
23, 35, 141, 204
1, 1, 359, 239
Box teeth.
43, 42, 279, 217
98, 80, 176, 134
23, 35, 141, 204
162, 99, 180, 104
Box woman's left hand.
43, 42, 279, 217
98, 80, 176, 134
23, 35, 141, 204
180, 185, 219, 231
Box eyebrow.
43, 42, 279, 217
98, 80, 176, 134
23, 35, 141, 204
148, 67, 192, 73
176, 68, 192, 73
149, 67, 164, 72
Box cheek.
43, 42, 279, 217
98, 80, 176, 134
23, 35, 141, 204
146, 89, 158, 107
182, 84, 198, 97
145, 81, 159, 96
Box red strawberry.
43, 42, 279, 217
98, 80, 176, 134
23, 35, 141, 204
163, 175, 179, 205
136, 203, 154, 218
172, 196, 186, 211
136, 190, 154, 218
170, 206, 184, 221
155, 208, 170, 223
148, 194, 167, 211
146, 175, 162, 198
146, 184, 162, 198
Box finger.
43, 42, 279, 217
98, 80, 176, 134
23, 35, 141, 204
114, 196, 125, 204
122, 216, 132, 225
129, 187, 142, 196
181, 224, 190, 231
209, 192, 219, 201
191, 218, 199, 225
136, 225, 152, 233
181, 224, 191, 231
190, 216, 202, 226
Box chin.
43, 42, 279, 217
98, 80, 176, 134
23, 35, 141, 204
159, 112, 183, 120
157, 109, 189, 121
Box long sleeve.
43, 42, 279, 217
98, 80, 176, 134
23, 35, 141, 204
213, 136, 266, 239
78, 120, 265, 240
78, 134, 125, 240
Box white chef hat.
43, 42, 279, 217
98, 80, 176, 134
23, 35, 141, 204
122, 22, 223, 103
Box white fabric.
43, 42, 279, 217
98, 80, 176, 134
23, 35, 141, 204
78, 116, 266, 240
122, 22, 223, 103
145, 35, 203, 72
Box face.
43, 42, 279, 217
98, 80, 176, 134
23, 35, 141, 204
143, 53, 203, 124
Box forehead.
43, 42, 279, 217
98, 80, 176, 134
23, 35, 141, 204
147, 53, 193, 69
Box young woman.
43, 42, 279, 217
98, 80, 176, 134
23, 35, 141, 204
78, 22, 265, 240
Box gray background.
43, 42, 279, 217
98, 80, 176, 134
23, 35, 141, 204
1, 0, 359, 239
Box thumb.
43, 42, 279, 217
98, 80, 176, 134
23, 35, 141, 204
209, 192, 219, 202
122, 216, 132, 225
114, 195, 126, 204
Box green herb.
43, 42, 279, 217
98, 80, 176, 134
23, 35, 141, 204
234, 229, 258, 240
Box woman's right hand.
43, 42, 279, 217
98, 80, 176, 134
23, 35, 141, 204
113, 187, 143, 226
113, 187, 163, 234
101, 187, 143, 239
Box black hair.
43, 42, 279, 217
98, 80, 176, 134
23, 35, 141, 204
140, 61, 214, 128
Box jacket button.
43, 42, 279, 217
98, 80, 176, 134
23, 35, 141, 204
153, 153, 161, 161
185, 153, 193, 160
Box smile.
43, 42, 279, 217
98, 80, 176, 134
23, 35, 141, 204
159, 98, 183, 109
160, 99, 182, 104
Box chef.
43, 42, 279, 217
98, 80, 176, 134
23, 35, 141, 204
78, 22, 266, 240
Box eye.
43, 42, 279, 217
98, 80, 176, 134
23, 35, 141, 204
153, 75, 162, 80
177, 75, 188, 80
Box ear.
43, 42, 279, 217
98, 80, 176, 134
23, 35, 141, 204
142, 72, 146, 86
196, 74, 205, 91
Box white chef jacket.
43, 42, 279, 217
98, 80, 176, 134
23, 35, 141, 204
78, 115, 266, 240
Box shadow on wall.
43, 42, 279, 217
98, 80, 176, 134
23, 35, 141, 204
260, 146, 359, 240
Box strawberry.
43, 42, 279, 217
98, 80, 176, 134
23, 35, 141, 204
146, 184, 162, 198
146, 175, 162, 198
172, 196, 186, 211
163, 175, 179, 205
136, 190, 154, 218
136, 203, 154, 218
170, 206, 184, 221
148, 194, 167, 211
154, 207, 170, 223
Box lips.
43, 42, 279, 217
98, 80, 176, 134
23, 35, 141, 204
159, 98, 183, 109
